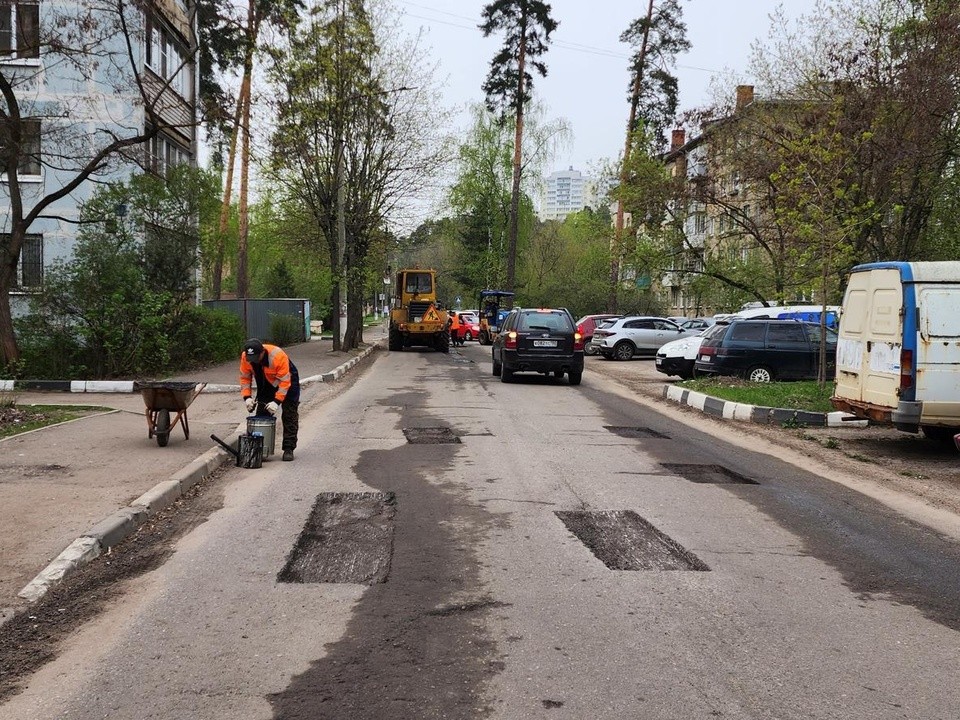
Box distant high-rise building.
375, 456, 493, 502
541, 167, 588, 221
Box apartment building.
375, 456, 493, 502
2, 0, 198, 315
541, 167, 589, 221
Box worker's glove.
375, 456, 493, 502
265, 401, 280, 416
244, 397, 255, 413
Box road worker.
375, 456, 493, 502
240, 339, 300, 461
449, 311, 463, 346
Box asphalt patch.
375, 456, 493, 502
660, 463, 758, 485
277, 492, 396, 585
605, 425, 670, 439
556, 510, 709, 571
402, 426, 461, 444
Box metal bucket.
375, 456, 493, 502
247, 415, 276, 457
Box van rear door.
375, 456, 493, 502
916, 284, 960, 406
835, 268, 903, 408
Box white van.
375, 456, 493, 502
831, 261, 960, 439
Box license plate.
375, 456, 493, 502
699, 355, 711, 363
533, 340, 557, 347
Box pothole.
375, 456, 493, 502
604, 426, 669, 439
403, 427, 461, 444
278, 492, 396, 584
555, 510, 709, 571
660, 463, 758, 485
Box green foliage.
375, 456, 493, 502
266, 259, 297, 298
14, 175, 241, 379
166, 306, 245, 369
268, 313, 303, 346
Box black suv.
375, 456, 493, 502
694, 319, 837, 382
492, 308, 585, 385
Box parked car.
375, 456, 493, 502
458, 311, 480, 341
593, 316, 697, 360
492, 308, 584, 384
575, 314, 621, 356
694, 319, 837, 382
656, 323, 728, 379
679, 317, 716, 332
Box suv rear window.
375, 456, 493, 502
518, 311, 573, 332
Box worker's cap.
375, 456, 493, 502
243, 339, 265, 362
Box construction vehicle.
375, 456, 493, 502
477, 289, 515, 345
388, 268, 450, 353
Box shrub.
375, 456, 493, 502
167, 306, 245, 369
269, 313, 303, 347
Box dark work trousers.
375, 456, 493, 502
253, 362, 300, 451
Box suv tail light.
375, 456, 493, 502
576, 323, 584, 335
900, 349, 914, 390
505, 331, 518, 349
574, 331, 584, 351
699, 345, 716, 356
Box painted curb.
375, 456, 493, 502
1, 342, 381, 394
13, 346, 382, 605
660, 384, 865, 427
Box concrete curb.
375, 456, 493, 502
14, 343, 382, 604
661, 384, 868, 428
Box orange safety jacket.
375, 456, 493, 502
240, 344, 294, 402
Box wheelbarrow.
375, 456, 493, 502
135, 381, 207, 447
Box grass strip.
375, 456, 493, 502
677, 377, 835, 413
0, 404, 109, 439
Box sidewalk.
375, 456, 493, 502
0, 328, 385, 620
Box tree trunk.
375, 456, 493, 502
213, 76, 250, 300
0, 239, 19, 366
235, 0, 257, 300
611, 0, 655, 313
505, 14, 528, 298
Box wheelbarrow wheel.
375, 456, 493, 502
155, 409, 171, 447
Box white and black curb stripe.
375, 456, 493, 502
1, 343, 381, 395
662, 385, 868, 428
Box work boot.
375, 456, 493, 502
282, 449, 294, 462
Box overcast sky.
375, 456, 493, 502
395, 0, 821, 174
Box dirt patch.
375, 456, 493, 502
0, 465, 228, 703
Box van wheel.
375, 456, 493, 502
747, 365, 774, 383
613, 341, 635, 361
921, 426, 959, 444
584, 342, 598, 356
492, 352, 501, 376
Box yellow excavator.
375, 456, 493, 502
388, 268, 450, 352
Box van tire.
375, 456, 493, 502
921, 426, 959, 444
492, 353, 501, 376
747, 365, 774, 383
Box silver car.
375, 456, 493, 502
594, 316, 698, 360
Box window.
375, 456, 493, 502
404, 272, 433, 294
9, 233, 42, 288
146, 16, 191, 99
147, 131, 190, 177
729, 323, 767, 343
0, 118, 41, 176
0, 1, 39, 60
766, 323, 807, 346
